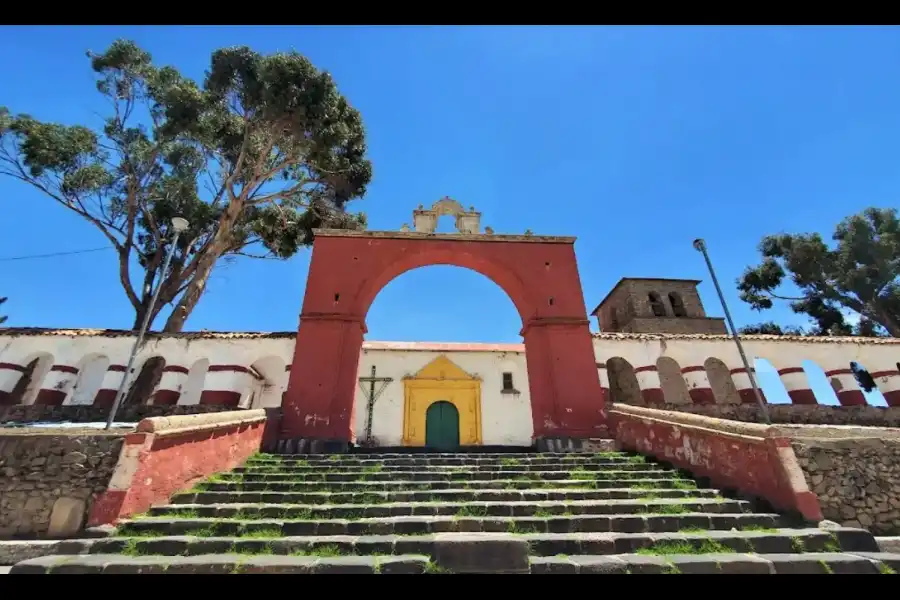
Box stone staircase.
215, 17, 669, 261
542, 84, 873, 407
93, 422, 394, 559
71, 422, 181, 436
10, 451, 900, 574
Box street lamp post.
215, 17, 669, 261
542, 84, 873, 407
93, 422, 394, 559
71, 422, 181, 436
104, 217, 190, 430
692, 238, 772, 425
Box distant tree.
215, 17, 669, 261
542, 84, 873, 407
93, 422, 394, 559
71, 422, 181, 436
738, 321, 806, 336
738, 319, 881, 393
737, 207, 900, 337
0, 39, 372, 334
0, 296, 7, 325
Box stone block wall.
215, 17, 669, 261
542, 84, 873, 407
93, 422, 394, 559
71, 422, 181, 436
0, 403, 239, 425
792, 437, 900, 535
610, 402, 900, 427
88, 410, 268, 526
609, 404, 822, 522
0, 432, 125, 538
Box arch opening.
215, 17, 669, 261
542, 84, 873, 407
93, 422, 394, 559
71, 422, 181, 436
123, 356, 167, 407
802, 360, 839, 406
848, 360, 889, 407
7, 353, 54, 406
753, 358, 791, 404
366, 265, 521, 343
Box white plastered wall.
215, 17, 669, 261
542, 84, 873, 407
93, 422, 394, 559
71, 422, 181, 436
352, 347, 533, 446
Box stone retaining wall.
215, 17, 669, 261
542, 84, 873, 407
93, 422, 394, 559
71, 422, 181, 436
612, 402, 900, 427
608, 404, 823, 522
0, 404, 239, 425
792, 437, 900, 535
88, 410, 268, 526
0, 432, 125, 539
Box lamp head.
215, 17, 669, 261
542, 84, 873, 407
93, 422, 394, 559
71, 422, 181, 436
692, 238, 706, 252
171, 217, 190, 233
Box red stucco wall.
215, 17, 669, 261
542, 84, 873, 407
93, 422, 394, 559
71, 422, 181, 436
284, 232, 607, 443
610, 408, 822, 521
88, 419, 265, 526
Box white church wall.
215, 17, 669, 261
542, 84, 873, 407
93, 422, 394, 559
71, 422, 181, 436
353, 344, 533, 447
2, 329, 900, 429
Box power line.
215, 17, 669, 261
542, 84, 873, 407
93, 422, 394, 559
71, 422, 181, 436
0, 246, 113, 262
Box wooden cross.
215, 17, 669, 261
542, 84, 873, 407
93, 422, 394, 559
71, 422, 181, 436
358, 365, 393, 445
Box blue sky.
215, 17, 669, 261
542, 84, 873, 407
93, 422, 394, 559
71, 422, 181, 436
1, 26, 897, 405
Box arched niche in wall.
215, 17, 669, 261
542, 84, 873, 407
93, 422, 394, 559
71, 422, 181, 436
67, 354, 111, 406
8, 353, 54, 406
704, 357, 741, 405
657, 356, 691, 404
180, 359, 210, 406
606, 357, 641, 404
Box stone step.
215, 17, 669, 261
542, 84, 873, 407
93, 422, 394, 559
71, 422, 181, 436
120, 512, 778, 537
255, 453, 627, 460
146, 498, 747, 521
199, 477, 695, 493
244, 456, 640, 467
219, 468, 674, 483
171, 487, 718, 506
530, 551, 900, 574
12, 550, 900, 575
32, 527, 877, 559
234, 462, 655, 474
8, 553, 432, 574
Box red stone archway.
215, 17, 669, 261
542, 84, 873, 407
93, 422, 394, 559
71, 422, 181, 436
282, 229, 608, 446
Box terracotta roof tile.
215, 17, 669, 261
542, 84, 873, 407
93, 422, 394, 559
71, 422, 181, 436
1, 327, 896, 347
591, 332, 900, 345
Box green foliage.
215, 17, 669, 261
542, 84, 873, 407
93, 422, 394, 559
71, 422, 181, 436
0, 40, 372, 331
0, 296, 7, 325
737, 321, 806, 336
737, 207, 900, 338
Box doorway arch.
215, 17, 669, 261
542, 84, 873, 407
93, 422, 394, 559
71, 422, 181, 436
283, 226, 607, 446
425, 401, 460, 450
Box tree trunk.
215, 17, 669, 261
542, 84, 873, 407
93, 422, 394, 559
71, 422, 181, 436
7, 358, 38, 405
120, 356, 166, 410
874, 308, 900, 338
131, 302, 149, 331
163, 201, 244, 333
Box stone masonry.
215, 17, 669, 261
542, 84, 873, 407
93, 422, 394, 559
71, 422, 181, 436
792, 437, 900, 536
611, 402, 900, 427
0, 432, 125, 538
591, 278, 728, 335
0, 403, 237, 425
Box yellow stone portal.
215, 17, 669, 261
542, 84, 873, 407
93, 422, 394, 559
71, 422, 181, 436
402, 355, 482, 446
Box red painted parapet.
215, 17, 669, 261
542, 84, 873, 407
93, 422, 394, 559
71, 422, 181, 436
609, 405, 823, 522
87, 409, 267, 527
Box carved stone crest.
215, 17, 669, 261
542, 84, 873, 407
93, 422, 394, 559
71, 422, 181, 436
411, 196, 482, 234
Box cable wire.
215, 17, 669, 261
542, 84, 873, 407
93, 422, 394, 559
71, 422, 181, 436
0, 246, 112, 262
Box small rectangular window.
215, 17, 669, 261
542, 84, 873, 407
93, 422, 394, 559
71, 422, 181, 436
502, 372, 514, 391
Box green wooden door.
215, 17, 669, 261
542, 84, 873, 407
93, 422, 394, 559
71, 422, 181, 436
425, 401, 460, 450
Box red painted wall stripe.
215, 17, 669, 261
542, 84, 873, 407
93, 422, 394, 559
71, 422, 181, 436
777, 367, 805, 376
